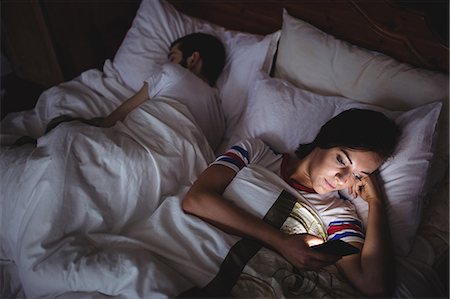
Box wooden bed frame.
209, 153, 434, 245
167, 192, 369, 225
169, 0, 448, 73
1, 0, 448, 92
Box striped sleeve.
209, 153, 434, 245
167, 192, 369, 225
211, 138, 274, 173
212, 144, 250, 173
327, 219, 365, 244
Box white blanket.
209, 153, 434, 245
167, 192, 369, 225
1, 84, 215, 298
1, 61, 133, 144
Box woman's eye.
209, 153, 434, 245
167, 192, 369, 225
336, 155, 345, 166
353, 173, 362, 181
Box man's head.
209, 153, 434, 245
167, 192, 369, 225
169, 33, 226, 86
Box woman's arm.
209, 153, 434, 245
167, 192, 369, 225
100, 83, 149, 127
182, 164, 341, 270
336, 174, 395, 297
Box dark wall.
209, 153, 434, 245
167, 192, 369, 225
393, 0, 449, 45
1, 0, 140, 87
1, 0, 140, 117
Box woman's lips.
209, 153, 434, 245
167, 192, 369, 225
324, 178, 335, 190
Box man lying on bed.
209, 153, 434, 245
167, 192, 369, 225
45, 32, 226, 151
182, 108, 401, 297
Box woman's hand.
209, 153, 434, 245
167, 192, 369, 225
273, 233, 341, 270
340, 171, 394, 297
348, 173, 383, 204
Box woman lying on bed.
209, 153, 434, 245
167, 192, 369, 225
183, 108, 401, 297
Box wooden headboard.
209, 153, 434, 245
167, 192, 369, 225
169, 0, 448, 73
2, 0, 448, 90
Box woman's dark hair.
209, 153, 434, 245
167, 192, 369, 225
295, 108, 402, 160
170, 32, 226, 86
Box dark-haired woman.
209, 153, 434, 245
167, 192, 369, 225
182, 108, 401, 297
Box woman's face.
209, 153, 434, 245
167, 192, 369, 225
308, 147, 383, 194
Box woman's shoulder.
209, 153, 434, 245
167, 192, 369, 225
226, 138, 283, 161
230, 138, 271, 150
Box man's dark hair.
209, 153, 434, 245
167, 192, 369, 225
170, 32, 226, 86
295, 108, 402, 161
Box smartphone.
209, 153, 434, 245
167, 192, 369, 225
311, 240, 360, 257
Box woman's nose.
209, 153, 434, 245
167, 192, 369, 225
335, 169, 351, 185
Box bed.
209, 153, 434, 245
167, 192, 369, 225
1, 0, 448, 298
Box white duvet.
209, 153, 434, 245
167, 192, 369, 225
0, 63, 216, 298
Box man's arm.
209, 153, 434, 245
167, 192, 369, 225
182, 164, 341, 270
100, 83, 149, 127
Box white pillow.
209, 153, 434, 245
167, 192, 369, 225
272, 9, 448, 159
274, 9, 449, 110
233, 72, 442, 256
109, 0, 273, 149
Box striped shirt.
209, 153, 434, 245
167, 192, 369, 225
212, 138, 365, 244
